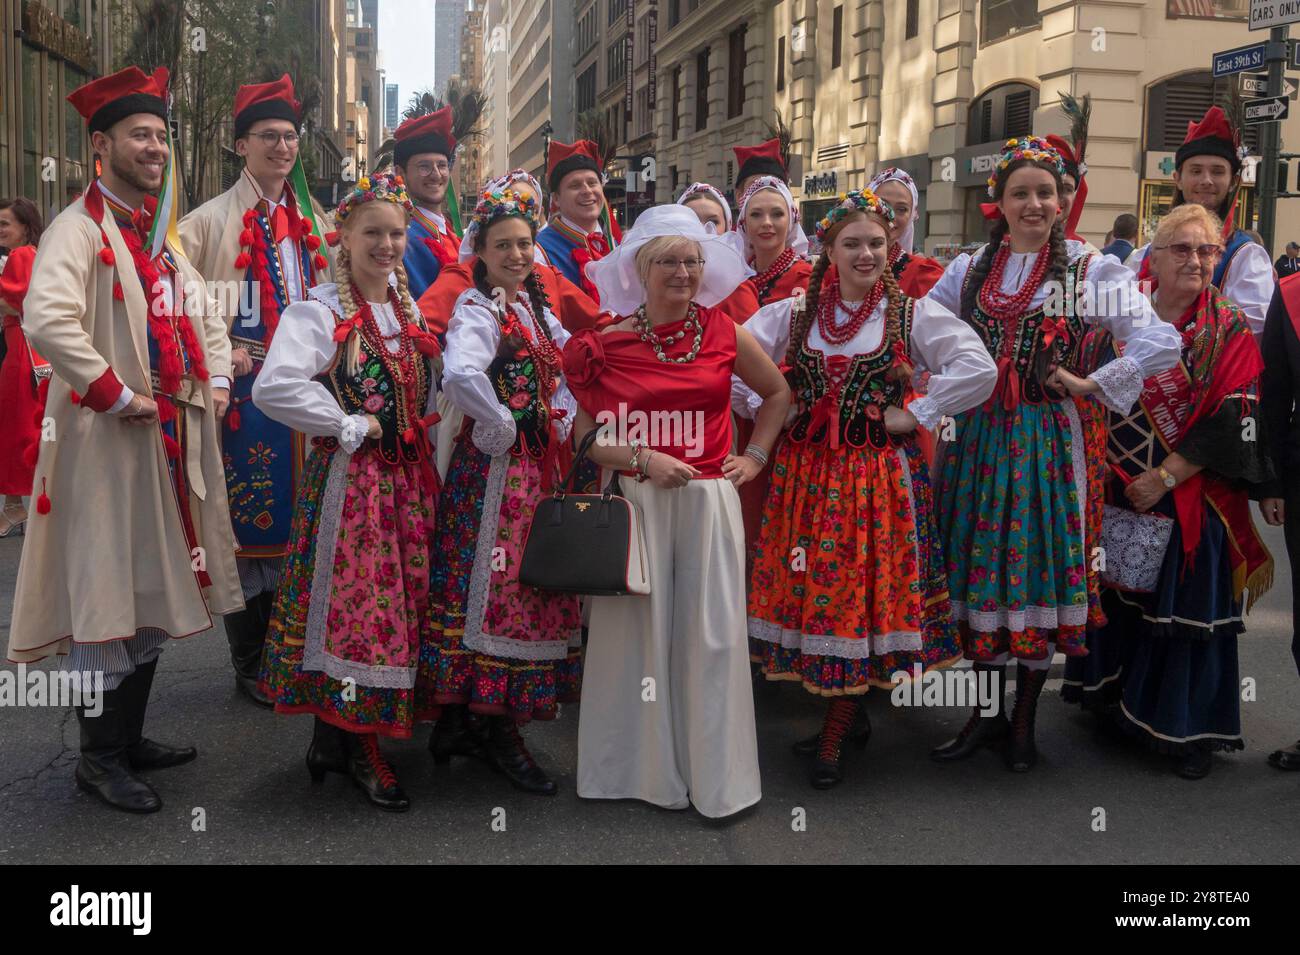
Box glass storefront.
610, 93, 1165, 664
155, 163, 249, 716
1137, 180, 1257, 246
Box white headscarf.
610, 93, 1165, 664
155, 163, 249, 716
585, 204, 750, 317
866, 167, 919, 255
735, 175, 809, 259
458, 168, 548, 263
677, 182, 732, 233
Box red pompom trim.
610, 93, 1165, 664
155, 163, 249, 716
313, 254, 328, 271
242, 209, 258, 227
162, 433, 181, 459
239, 229, 254, 247
299, 218, 314, 238
36, 478, 51, 515
98, 247, 115, 266
306, 234, 322, 250
234, 252, 252, 269
112, 283, 124, 301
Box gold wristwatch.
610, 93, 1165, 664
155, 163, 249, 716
1157, 466, 1176, 489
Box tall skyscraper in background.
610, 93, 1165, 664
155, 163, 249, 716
434, 0, 467, 98
385, 83, 400, 131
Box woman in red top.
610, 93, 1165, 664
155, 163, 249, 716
564, 205, 789, 818
0, 198, 46, 537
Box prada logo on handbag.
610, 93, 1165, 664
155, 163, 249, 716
575, 502, 591, 512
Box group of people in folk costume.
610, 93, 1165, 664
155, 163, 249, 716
0, 61, 1295, 820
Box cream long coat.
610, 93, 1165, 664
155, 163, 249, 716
7, 191, 242, 662
178, 173, 333, 314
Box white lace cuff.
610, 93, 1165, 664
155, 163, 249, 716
908, 395, 942, 431
472, 417, 517, 456
1090, 355, 1145, 413
338, 414, 370, 453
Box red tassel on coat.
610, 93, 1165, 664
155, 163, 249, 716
98, 247, 115, 266
239, 229, 253, 246
313, 254, 328, 271
234, 252, 252, 269
112, 283, 124, 301
35, 478, 51, 515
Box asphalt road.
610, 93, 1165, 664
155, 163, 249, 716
1, 523, 1296, 865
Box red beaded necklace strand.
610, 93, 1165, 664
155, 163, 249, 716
817, 277, 886, 346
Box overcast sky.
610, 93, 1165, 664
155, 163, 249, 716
376, 1, 442, 113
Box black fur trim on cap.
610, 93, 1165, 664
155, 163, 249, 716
548, 155, 601, 193
735, 157, 786, 189
89, 94, 167, 135
1176, 136, 1240, 173
395, 134, 454, 170
235, 100, 301, 140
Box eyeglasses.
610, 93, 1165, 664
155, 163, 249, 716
250, 131, 300, 148
652, 257, 705, 272
412, 161, 450, 177
1153, 242, 1222, 263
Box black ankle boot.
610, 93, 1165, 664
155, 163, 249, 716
810, 698, 867, 790
930, 664, 1009, 761
224, 606, 273, 708
1175, 742, 1214, 780
346, 733, 410, 811
119, 659, 197, 770
793, 706, 871, 756
307, 717, 350, 783
75, 688, 162, 814
485, 717, 556, 795
429, 705, 487, 764
1005, 664, 1049, 772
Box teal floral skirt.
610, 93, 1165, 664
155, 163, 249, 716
937, 398, 1090, 661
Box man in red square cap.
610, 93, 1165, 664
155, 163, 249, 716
733, 137, 787, 198
7, 65, 242, 814
394, 106, 462, 299
179, 73, 333, 708
535, 139, 620, 301
1126, 106, 1273, 336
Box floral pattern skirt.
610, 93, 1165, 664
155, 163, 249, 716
748, 436, 960, 695
261, 445, 440, 738
427, 439, 583, 723
937, 397, 1090, 661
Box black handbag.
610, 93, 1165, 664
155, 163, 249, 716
519, 429, 651, 596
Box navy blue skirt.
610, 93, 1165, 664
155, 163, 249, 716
1062, 495, 1244, 754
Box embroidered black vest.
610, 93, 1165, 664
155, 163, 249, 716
962, 255, 1091, 403
786, 298, 915, 450
314, 308, 432, 465
484, 302, 560, 459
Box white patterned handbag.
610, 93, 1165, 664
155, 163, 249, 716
1099, 503, 1174, 594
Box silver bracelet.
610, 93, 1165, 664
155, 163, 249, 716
743, 443, 769, 466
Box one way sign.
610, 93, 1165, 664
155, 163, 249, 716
1245, 95, 1290, 124
1241, 73, 1300, 99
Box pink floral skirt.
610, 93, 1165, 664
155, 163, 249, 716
427, 440, 583, 722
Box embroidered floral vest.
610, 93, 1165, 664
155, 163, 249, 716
314, 306, 433, 465
786, 298, 915, 451
961, 254, 1091, 403
484, 301, 561, 460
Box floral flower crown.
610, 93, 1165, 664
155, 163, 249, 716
814, 189, 894, 244
334, 171, 415, 224
987, 136, 1066, 198
472, 186, 540, 231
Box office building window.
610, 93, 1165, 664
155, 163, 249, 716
727, 25, 747, 119
671, 65, 682, 139
777, 35, 785, 92
832, 5, 843, 69
695, 48, 710, 131
981, 0, 1040, 44
906, 0, 919, 39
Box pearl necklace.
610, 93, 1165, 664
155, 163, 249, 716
634, 303, 704, 363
